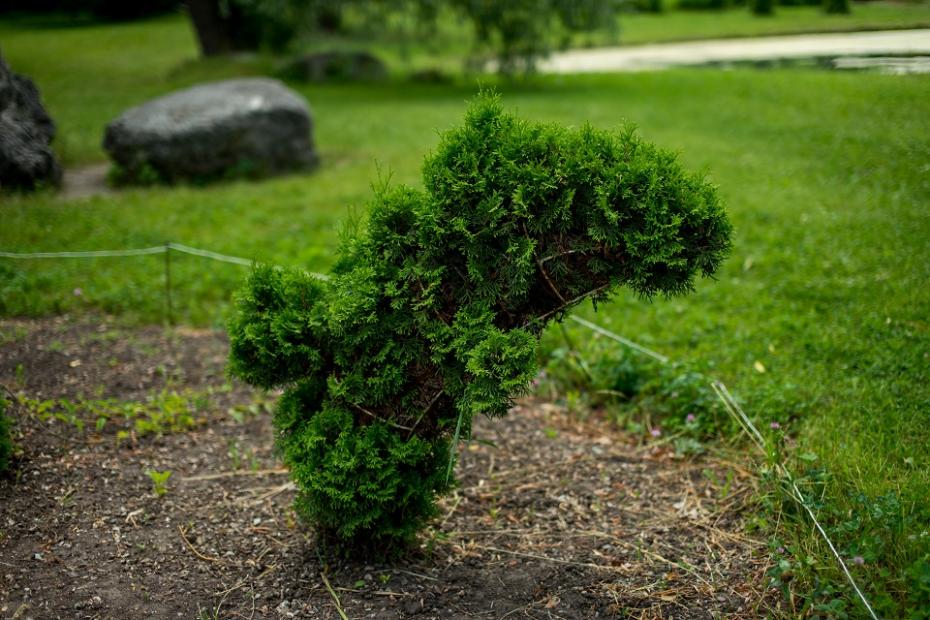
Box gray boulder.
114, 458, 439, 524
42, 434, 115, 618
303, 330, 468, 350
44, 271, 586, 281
282, 51, 387, 82
0, 54, 61, 191
103, 78, 319, 184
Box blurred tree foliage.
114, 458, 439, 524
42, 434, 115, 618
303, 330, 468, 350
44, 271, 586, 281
0, 0, 178, 20
447, 0, 622, 74
187, 0, 308, 54
751, 0, 775, 15
186, 0, 623, 74
1, 0, 623, 72
823, 0, 850, 15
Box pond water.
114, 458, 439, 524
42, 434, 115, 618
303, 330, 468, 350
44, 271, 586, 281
701, 54, 930, 74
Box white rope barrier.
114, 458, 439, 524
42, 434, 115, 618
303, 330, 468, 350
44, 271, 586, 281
0, 242, 331, 280
569, 315, 669, 364
0, 242, 330, 321
0, 246, 167, 259
711, 379, 878, 619
167, 242, 252, 266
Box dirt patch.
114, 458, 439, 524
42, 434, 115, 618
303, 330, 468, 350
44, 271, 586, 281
0, 317, 776, 619
60, 164, 112, 201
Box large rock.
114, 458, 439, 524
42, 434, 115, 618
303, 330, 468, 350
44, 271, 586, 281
103, 78, 319, 184
0, 54, 61, 191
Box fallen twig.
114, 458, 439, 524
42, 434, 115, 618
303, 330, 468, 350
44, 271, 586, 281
439, 492, 463, 527
320, 571, 349, 620
390, 568, 438, 582
334, 587, 413, 598
461, 542, 628, 574
249, 482, 296, 505
182, 468, 288, 482
178, 525, 223, 564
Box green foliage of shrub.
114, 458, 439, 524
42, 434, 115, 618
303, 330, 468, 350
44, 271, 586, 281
228, 93, 731, 552
0, 396, 12, 474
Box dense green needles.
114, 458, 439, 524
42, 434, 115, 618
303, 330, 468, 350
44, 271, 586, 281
228, 94, 731, 551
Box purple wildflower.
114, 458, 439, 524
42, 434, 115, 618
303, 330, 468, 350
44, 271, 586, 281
769, 421, 781, 430
73, 288, 83, 297
650, 427, 661, 438
686, 413, 696, 423
853, 556, 865, 566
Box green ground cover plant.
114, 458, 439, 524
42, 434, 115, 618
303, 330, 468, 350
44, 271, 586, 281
227, 93, 730, 550
1, 14, 929, 615
16, 389, 208, 437
145, 469, 172, 497
535, 341, 732, 445
0, 395, 12, 474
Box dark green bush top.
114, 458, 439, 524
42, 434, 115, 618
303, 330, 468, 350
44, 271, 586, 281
228, 93, 731, 551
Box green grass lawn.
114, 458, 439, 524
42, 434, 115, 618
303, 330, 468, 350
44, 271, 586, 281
2, 14, 930, 618
619, 1, 930, 45
1, 3, 929, 154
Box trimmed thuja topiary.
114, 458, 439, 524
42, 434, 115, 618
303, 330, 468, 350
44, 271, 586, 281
228, 93, 731, 552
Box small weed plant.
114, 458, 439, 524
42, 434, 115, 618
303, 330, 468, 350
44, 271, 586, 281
146, 469, 172, 497
757, 425, 930, 618
535, 339, 732, 449
0, 394, 13, 474
228, 93, 731, 553
227, 439, 260, 471
18, 388, 207, 438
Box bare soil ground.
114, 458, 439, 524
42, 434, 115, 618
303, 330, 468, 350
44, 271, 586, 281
0, 317, 775, 619
60, 164, 112, 201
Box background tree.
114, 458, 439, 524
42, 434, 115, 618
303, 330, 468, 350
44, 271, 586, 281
449, 0, 621, 74
186, 0, 307, 55
0, 0, 178, 20
823, 0, 850, 15
751, 0, 775, 16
